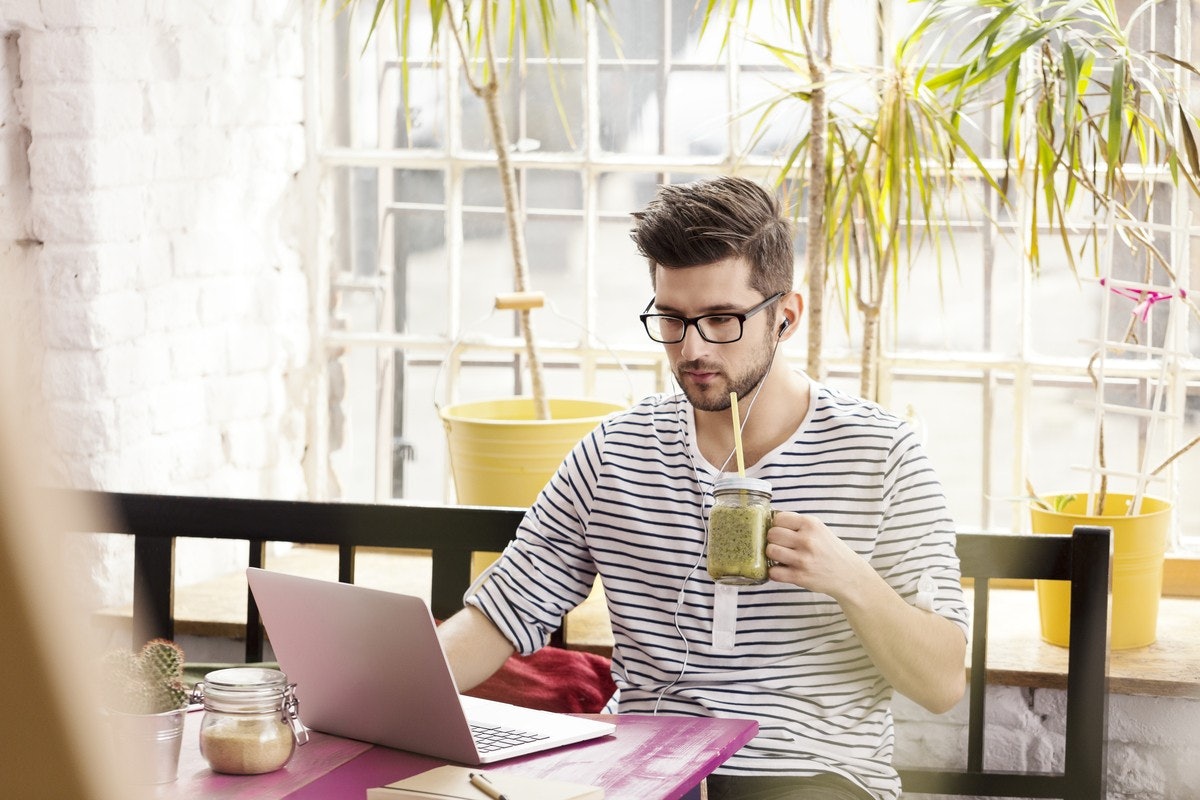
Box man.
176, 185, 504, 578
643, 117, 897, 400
439, 176, 968, 800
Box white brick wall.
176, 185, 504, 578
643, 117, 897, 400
2, 0, 310, 493
1, 1, 312, 609
895, 688, 1200, 799
0, 31, 40, 404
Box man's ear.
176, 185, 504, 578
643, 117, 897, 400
779, 291, 803, 336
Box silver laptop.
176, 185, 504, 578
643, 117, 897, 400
245, 568, 615, 764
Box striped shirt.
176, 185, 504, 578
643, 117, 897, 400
468, 380, 969, 800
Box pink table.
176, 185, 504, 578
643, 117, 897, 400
156, 710, 757, 800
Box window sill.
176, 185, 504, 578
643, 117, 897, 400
968, 586, 1200, 698
1164, 554, 1200, 597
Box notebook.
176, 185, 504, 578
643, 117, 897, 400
245, 568, 615, 764
367, 765, 603, 800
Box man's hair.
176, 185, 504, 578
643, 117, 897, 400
630, 176, 794, 297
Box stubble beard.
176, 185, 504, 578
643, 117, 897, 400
673, 331, 777, 412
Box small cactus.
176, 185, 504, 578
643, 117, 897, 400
102, 639, 188, 714
141, 639, 185, 684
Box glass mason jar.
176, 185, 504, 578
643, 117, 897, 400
193, 667, 308, 775
707, 476, 773, 585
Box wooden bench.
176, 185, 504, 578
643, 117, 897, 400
66, 490, 1111, 797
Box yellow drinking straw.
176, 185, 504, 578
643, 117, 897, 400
729, 392, 746, 477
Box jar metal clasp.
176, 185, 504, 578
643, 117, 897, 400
283, 683, 309, 745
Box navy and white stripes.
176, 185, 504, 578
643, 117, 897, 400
467, 380, 968, 800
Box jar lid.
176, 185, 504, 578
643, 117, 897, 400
713, 476, 772, 496
203, 667, 288, 693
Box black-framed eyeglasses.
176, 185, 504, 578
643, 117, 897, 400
639, 292, 785, 344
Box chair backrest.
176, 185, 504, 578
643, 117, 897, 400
897, 526, 1112, 800
69, 492, 1113, 796
63, 490, 525, 662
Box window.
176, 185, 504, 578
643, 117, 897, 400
314, 0, 1200, 558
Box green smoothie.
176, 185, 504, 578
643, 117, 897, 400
707, 502, 770, 585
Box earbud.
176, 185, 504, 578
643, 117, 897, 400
778, 319, 789, 337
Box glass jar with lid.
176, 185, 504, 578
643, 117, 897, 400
192, 667, 308, 775
707, 476, 773, 585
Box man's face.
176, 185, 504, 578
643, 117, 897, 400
651, 258, 778, 412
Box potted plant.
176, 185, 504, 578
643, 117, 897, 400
707, 0, 1200, 646
929, 0, 1200, 650
101, 639, 189, 784
326, 0, 623, 507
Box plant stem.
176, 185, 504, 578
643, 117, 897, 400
860, 306, 880, 402
1024, 478, 1053, 511
448, 0, 550, 419
801, 0, 830, 383
1085, 349, 1108, 516
1149, 434, 1200, 478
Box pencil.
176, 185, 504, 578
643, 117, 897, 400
469, 771, 509, 800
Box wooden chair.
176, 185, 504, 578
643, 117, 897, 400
63, 490, 525, 661
897, 526, 1112, 799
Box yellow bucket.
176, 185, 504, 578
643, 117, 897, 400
1030, 493, 1171, 650
439, 397, 623, 508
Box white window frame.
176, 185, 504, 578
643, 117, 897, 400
307, 1, 1200, 565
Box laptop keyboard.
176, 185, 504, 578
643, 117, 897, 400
470, 722, 551, 753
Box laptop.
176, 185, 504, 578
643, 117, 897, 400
245, 568, 615, 764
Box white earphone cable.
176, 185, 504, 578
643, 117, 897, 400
652, 339, 777, 713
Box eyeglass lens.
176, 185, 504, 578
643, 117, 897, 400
646, 315, 742, 343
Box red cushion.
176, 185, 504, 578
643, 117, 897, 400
465, 647, 616, 714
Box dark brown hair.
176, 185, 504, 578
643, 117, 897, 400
630, 176, 795, 297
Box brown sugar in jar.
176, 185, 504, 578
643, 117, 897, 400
193, 667, 307, 775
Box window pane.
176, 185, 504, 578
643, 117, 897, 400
1024, 378, 1110, 502
599, 65, 659, 154
738, 69, 806, 159
892, 377, 984, 530
599, 0, 663, 61
397, 207, 449, 336
663, 68, 728, 157
388, 64, 446, 150
402, 362, 449, 500
331, 345, 383, 501
1179, 381, 1200, 548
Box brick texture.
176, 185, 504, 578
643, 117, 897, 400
1, 0, 310, 502
894, 688, 1200, 798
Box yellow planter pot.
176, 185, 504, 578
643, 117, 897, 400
440, 397, 623, 508
1030, 493, 1171, 650
440, 397, 623, 580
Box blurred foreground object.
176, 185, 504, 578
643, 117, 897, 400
0, 320, 123, 798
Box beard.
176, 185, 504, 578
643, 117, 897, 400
673, 329, 777, 412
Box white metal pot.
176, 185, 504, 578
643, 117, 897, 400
107, 707, 186, 784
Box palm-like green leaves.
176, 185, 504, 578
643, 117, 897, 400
818, 49, 1005, 400
705, 0, 1200, 399
716, 4, 1008, 398
924, 0, 1200, 272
